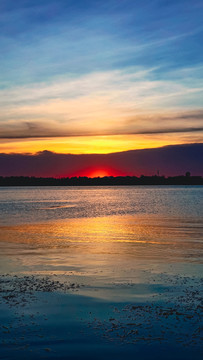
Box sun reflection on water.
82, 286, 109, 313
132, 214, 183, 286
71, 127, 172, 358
0, 214, 202, 262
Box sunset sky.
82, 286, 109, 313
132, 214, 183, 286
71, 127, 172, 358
0, 0, 203, 176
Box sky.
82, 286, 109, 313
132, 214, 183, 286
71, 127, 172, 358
0, 0, 203, 175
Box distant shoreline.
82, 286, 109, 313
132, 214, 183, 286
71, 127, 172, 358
0, 175, 203, 186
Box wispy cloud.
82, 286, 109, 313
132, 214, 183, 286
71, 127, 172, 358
0, 66, 202, 140
0, 111, 203, 139
1, 0, 203, 87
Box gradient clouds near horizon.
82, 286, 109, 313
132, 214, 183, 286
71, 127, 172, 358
0, 0, 203, 155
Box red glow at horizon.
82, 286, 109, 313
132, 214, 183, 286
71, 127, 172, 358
88, 169, 110, 178
60, 167, 127, 178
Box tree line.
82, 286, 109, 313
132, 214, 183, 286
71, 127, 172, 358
0, 174, 202, 186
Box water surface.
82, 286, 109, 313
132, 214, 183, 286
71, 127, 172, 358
0, 186, 202, 359
0, 186, 202, 280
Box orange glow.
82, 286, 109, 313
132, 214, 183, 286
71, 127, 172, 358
0, 133, 200, 155
88, 169, 110, 178
0, 215, 198, 261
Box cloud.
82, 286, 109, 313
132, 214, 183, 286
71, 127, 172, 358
0, 143, 202, 177
0, 124, 203, 139
0, 0, 203, 88
0, 67, 202, 142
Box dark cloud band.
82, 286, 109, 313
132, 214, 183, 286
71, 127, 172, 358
0, 127, 203, 139
0, 143, 202, 177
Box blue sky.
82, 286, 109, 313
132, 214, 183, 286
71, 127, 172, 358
0, 0, 202, 153
1, 0, 203, 86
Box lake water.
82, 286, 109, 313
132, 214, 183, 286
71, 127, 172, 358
0, 186, 202, 359
0, 186, 202, 280
1, 186, 203, 225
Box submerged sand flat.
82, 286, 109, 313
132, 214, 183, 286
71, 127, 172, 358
0, 271, 202, 360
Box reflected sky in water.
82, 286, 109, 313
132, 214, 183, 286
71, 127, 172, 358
0, 186, 202, 278
0, 186, 202, 225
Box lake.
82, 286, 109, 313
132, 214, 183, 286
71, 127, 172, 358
0, 186, 202, 359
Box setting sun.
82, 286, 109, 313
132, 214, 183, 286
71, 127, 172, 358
88, 169, 110, 178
